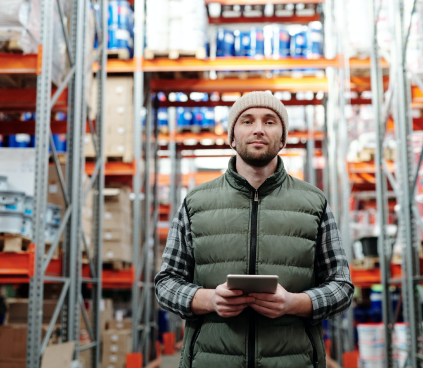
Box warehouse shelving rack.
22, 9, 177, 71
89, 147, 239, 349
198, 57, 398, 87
0, 0, 107, 365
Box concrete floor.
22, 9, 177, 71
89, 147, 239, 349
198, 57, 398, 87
160, 351, 181, 368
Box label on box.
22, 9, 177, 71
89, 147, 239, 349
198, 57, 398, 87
116, 107, 125, 114
117, 145, 124, 152
105, 232, 112, 240
105, 212, 112, 219
49, 184, 58, 193
110, 345, 118, 353
115, 86, 123, 94
109, 355, 118, 363
106, 251, 114, 258
111, 334, 119, 342
117, 127, 125, 134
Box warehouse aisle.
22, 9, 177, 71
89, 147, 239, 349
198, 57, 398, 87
160, 351, 182, 368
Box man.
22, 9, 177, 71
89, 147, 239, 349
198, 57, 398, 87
155, 92, 354, 368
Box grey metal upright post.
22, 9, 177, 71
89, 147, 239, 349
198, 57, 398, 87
26, 0, 55, 365
369, 1, 394, 365
389, 0, 422, 365
132, 0, 145, 354
324, 0, 342, 363
306, 105, 316, 187
335, 0, 354, 352
66, 0, 86, 351
90, 0, 107, 365
143, 99, 153, 364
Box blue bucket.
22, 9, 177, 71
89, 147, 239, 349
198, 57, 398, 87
292, 31, 307, 58
108, 1, 131, 28
176, 108, 193, 129
307, 25, 323, 58
108, 26, 130, 49
51, 134, 67, 153
9, 134, 31, 148
250, 28, 265, 57
158, 108, 168, 128
234, 31, 251, 57
202, 108, 215, 129
278, 30, 291, 58
192, 107, 204, 128
217, 29, 235, 57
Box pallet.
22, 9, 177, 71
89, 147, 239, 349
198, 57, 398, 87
0, 234, 31, 252
103, 260, 132, 271
353, 256, 380, 270
107, 48, 131, 60
144, 47, 206, 60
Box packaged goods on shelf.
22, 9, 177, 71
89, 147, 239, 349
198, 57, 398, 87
101, 329, 132, 368
102, 187, 132, 263
107, 318, 132, 330
146, 0, 207, 56
106, 0, 134, 57
88, 76, 134, 162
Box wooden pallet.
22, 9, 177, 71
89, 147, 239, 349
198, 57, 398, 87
353, 256, 380, 270
0, 234, 31, 252
103, 260, 132, 271
144, 47, 206, 60
107, 48, 131, 60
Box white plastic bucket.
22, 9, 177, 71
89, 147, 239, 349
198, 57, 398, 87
0, 191, 25, 212
0, 211, 24, 234
357, 323, 384, 342
358, 341, 385, 359
394, 323, 407, 341
46, 204, 61, 225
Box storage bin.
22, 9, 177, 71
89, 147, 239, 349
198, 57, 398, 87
0, 212, 24, 234
46, 204, 62, 225
0, 191, 26, 212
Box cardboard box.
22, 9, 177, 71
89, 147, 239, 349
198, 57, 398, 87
47, 163, 66, 211
41, 341, 75, 368
101, 299, 114, 333
104, 188, 131, 212
103, 210, 131, 231
106, 319, 132, 330
0, 325, 49, 367
6, 299, 58, 325
102, 243, 132, 263
101, 329, 132, 367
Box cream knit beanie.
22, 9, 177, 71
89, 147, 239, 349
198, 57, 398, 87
228, 91, 289, 148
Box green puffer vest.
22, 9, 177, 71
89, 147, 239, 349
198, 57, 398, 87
180, 156, 327, 368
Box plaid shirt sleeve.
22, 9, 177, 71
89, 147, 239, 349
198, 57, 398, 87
303, 203, 355, 324
154, 202, 201, 320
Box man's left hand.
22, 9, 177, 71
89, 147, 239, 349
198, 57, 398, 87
249, 284, 313, 319
248, 284, 293, 319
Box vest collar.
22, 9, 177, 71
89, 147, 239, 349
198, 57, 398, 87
225, 155, 287, 196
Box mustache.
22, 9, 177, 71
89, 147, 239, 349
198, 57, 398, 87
247, 138, 269, 144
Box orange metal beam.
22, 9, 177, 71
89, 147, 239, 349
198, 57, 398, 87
0, 88, 68, 112
0, 53, 39, 74
85, 160, 136, 176
204, 0, 324, 3
151, 76, 329, 93
0, 121, 69, 135
208, 14, 320, 24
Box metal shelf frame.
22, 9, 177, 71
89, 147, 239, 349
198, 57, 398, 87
24, 0, 107, 365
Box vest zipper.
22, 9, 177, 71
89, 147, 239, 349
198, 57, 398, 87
248, 189, 259, 368
189, 319, 203, 368
304, 322, 318, 368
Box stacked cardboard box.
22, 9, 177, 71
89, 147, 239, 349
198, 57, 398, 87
103, 187, 132, 263
101, 329, 132, 368
86, 77, 134, 162
0, 299, 60, 368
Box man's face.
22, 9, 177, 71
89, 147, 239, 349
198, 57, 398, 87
231, 107, 284, 167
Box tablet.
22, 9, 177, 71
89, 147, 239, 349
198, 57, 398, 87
226, 274, 279, 294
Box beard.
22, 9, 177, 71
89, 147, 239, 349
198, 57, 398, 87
234, 137, 282, 167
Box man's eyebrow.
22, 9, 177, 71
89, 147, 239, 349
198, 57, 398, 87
239, 113, 254, 119
264, 113, 278, 119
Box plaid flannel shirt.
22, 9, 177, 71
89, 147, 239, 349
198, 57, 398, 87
155, 200, 354, 324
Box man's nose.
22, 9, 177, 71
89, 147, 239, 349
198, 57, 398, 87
253, 121, 265, 135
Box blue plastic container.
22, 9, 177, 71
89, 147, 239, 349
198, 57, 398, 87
157, 108, 168, 128
192, 107, 204, 128
307, 25, 323, 58
278, 29, 291, 58
250, 28, 265, 57
108, 0, 132, 50
202, 107, 215, 129
176, 107, 193, 129
234, 31, 251, 57
51, 134, 67, 153
108, 26, 130, 49
217, 29, 235, 57
292, 31, 307, 58
9, 134, 31, 148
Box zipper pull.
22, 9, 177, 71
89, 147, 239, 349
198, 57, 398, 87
254, 190, 258, 201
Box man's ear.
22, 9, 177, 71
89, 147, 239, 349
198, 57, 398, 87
231, 140, 236, 148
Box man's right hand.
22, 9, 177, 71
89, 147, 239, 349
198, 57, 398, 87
191, 283, 255, 318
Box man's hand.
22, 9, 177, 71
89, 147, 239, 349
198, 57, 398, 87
212, 283, 255, 318
249, 284, 313, 319
191, 283, 255, 318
